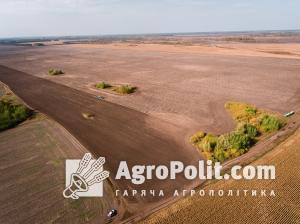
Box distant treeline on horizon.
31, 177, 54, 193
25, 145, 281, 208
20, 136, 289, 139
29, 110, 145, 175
1, 29, 300, 44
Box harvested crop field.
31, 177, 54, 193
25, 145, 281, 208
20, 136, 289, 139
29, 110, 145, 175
0, 116, 118, 223
140, 127, 300, 224
0, 41, 300, 134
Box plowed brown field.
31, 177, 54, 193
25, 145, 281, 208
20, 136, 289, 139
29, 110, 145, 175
0, 65, 202, 206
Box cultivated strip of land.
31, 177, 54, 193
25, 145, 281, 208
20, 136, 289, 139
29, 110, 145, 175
0, 116, 120, 223
0, 65, 203, 209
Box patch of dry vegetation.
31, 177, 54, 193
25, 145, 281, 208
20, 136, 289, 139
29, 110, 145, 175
95, 81, 136, 94
225, 102, 285, 133
113, 84, 136, 94
190, 102, 285, 162
48, 68, 64, 76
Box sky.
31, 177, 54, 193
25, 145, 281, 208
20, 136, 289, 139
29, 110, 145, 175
0, 0, 299, 38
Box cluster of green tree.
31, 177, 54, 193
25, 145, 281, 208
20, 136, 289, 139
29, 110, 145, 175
0, 101, 32, 131
191, 102, 284, 162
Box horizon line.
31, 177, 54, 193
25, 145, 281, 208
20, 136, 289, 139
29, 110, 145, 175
1, 29, 300, 40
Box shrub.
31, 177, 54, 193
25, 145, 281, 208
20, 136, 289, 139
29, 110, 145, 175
190, 131, 206, 144
200, 134, 217, 152
48, 69, 64, 76
228, 132, 253, 150
246, 124, 258, 138
225, 102, 258, 122
215, 134, 231, 151
193, 131, 254, 162
236, 122, 258, 138
114, 85, 136, 94
245, 106, 257, 116
203, 151, 214, 161
260, 115, 283, 132
95, 82, 111, 89
214, 148, 226, 162
0, 101, 32, 131
229, 148, 241, 158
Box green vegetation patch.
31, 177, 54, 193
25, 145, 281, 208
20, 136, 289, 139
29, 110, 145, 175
113, 84, 136, 94
190, 131, 206, 144
48, 68, 64, 76
236, 122, 258, 138
0, 100, 32, 131
95, 81, 137, 95
260, 114, 283, 132
191, 102, 285, 162
95, 82, 112, 89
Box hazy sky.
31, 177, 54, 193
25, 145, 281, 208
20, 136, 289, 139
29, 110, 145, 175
0, 0, 299, 37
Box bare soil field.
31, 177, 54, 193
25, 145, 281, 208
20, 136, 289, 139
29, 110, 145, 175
140, 126, 300, 224
0, 115, 119, 223
1, 39, 300, 135
0, 66, 202, 207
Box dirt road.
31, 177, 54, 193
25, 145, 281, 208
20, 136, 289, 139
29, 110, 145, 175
0, 65, 203, 206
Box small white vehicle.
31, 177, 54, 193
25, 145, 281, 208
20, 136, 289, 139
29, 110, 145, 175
284, 111, 295, 117
96, 96, 105, 100
107, 209, 118, 218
